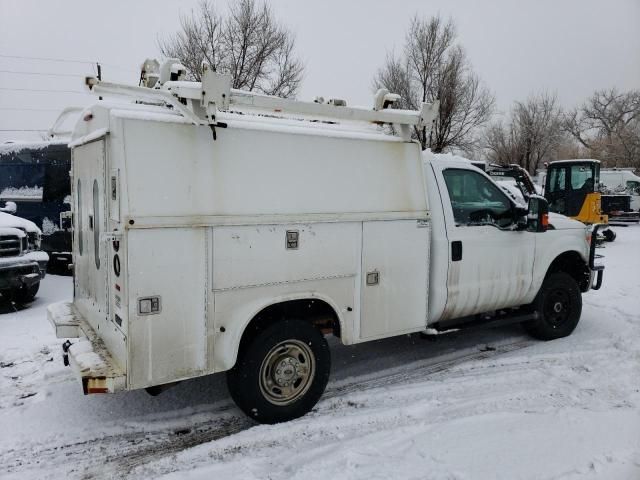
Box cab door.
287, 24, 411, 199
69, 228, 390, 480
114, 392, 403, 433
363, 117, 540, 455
434, 166, 535, 321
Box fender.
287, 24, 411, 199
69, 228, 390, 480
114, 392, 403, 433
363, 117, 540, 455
212, 286, 350, 373
529, 228, 589, 302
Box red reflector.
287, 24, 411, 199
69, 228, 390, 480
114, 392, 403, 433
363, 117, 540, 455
115, 284, 121, 291
87, 387, 109, 394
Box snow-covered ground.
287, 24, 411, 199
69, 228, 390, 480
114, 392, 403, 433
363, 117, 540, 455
1, 227, 639, 480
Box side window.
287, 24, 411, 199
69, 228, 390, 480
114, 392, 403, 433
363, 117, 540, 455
93, 180, 100, 269
570, 165, 594, 191
626, 181, 640, 194
77, 179, 83, 256
443, 169, 513, 227
548, 167, 567, 193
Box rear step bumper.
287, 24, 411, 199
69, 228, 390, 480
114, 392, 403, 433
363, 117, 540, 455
47, 301, 126, 394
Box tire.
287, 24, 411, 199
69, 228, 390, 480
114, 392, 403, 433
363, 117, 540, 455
14, 281, 40, 304
524, 272, 582, 340
227, 319, 331, 424
602, 228, 616, 242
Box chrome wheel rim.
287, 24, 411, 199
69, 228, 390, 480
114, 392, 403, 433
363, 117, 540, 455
259, 340, 315, 406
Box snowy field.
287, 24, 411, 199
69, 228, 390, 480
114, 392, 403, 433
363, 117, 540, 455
1, 226, 639, 480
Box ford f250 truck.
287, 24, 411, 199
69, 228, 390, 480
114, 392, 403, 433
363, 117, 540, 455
0, 206, 48, 303
47, 59, 604, 424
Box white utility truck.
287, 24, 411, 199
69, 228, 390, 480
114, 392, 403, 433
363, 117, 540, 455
48, 59, 604, 424
600, 168, 640, 211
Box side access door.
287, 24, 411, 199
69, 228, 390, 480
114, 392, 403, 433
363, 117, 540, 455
73, 139, 108, 321
433, 165, 535, 321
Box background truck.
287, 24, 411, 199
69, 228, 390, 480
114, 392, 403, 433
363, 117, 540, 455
0, 206, 48, 303
48, 60, 603, 424
0, 108, 80, 272
599, 168, 640, 212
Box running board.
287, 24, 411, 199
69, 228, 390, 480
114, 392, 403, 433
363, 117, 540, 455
427, 311, 539, 335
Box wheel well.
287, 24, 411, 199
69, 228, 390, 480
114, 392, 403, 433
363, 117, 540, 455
239, 299, 341, 350
547, 251, 590, 291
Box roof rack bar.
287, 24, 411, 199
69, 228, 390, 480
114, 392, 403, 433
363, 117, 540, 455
85, 66, 438, 138
89, 79, 204, 125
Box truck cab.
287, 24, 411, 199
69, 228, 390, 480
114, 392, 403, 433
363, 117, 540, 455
425, 154, 599, 325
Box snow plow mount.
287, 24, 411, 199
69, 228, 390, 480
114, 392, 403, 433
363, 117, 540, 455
47, 301, 126, 394
85, 63, 439, 141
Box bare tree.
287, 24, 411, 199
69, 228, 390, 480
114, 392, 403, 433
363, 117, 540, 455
564, 88, 640, 168
484, 92, 564, 174
159, 0, 303, 98
373, 15, 495, 153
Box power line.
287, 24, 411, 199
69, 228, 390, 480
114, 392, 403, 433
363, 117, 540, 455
0, 87, 89, 95
0, 54, 139, 73
0, 53, 94, 65
0, 69, 87, 78
0, 107, 63, 112
0, 129, 47, 132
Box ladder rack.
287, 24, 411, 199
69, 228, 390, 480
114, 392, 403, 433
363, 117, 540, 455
86, 68, 438, 141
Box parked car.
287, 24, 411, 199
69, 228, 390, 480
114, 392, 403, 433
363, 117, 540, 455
0, 206, 48, 303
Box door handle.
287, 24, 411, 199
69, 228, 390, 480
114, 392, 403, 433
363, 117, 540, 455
451, 241, 462, 261
88, 214, 94, 230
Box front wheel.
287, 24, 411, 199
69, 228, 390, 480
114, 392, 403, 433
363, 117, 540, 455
602, 228, 616, 242
14, 281, 40, 304
524, 272, 582, 340
227, 319, 331, 424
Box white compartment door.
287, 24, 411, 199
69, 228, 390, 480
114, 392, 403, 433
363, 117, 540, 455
73, 139, 107, 317
360, 220, 430, 340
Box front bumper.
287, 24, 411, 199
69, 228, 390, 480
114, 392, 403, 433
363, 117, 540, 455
47, 301, 126, 394
0, 260, 41, 291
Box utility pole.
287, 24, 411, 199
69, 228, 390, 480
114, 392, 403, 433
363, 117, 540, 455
97, 62, 102, 100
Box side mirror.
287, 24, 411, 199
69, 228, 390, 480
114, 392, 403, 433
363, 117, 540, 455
527, 196, 549, 232
0, 201, 17, 214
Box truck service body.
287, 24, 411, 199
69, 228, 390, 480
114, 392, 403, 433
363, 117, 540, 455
48, 63, 603, 423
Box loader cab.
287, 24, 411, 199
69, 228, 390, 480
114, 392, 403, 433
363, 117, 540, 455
544, 160, 606, 224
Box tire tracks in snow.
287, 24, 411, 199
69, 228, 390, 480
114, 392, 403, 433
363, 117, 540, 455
1, 338, 536, 479
324, 338, 535, 399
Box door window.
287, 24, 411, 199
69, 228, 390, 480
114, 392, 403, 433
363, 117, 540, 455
443, 169, 513, 227
570, 165, 595, 191
77, 179, 83, 255
93, 179, 100, 269
548, 166, 567, 193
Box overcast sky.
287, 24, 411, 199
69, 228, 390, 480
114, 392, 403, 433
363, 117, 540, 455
1, 0, 638, 141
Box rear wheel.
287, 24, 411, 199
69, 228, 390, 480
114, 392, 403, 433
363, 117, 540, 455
227, 319, 330, 424
13, 281, 40, 304
524, 272, 582, 340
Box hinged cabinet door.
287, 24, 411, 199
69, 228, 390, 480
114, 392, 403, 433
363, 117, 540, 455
360, 220, 430, 340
